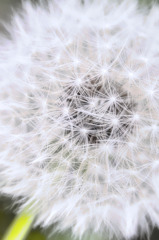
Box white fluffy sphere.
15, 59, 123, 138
0, 0, 159, 239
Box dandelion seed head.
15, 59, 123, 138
0, 0, 159, 239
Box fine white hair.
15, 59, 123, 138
0, 0, 159, 239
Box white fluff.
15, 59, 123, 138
0, 0, 159, 239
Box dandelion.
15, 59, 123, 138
0, 0, 159, 239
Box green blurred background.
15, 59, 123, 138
0, 0, 159, 239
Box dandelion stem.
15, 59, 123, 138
2, 206, 35, 240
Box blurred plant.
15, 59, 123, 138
0, 0, 159, 240
2, 206, 34, 240
139, 0, 159, 5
